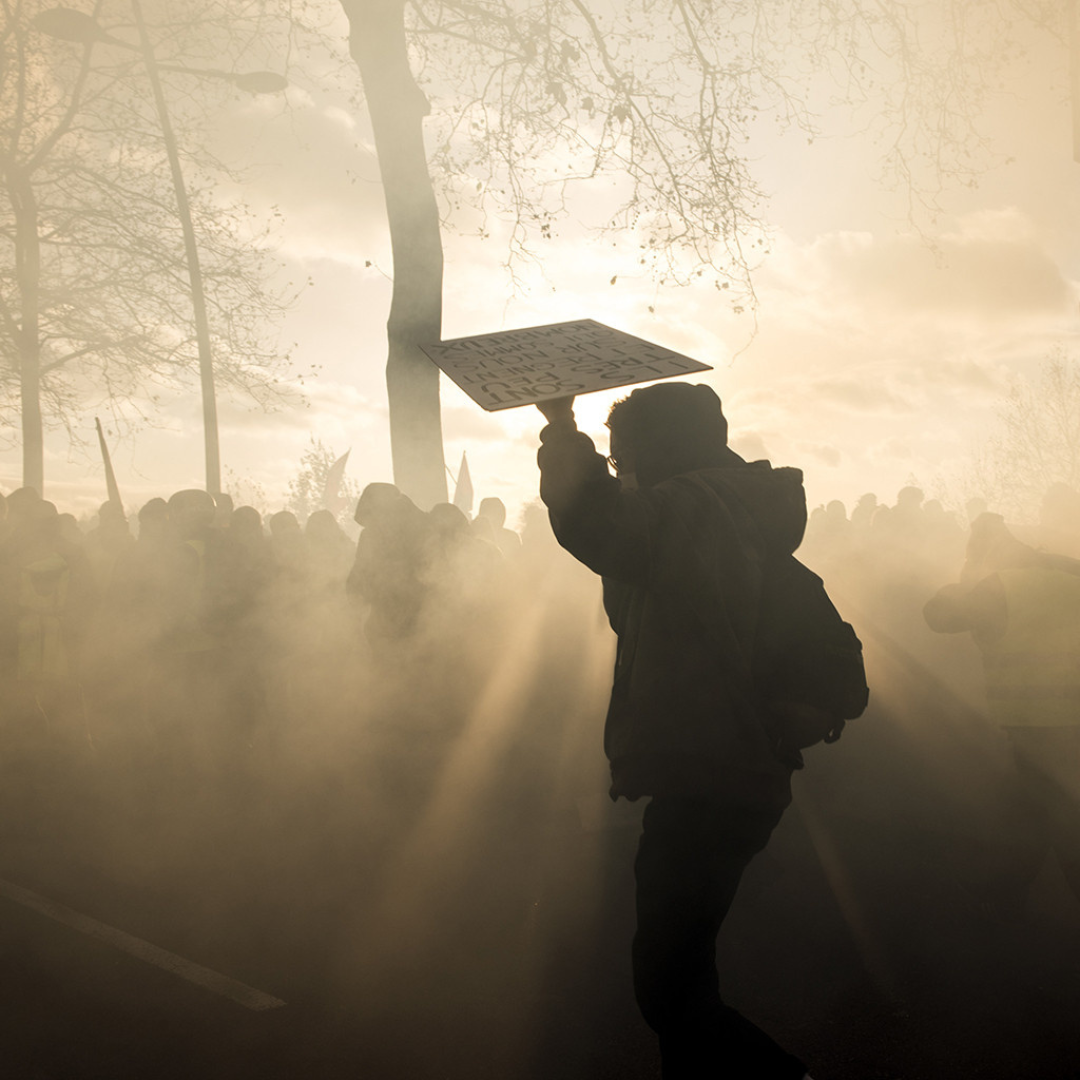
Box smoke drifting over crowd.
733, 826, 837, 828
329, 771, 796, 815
3, 0, 1080, 1077
4, 436, 1080, 1077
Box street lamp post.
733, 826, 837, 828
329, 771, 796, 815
1071, 0, 1080, 163
34, 5, 287, 495
130, 0, 222, 495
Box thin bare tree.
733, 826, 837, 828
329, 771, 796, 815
969, 351, 1080, 522
0, 0, 296, 495
332, 0, 1065, 506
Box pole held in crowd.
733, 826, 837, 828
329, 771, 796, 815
322, 449, 351, 516
452, 451, 473, 516
94, 417, 122, 508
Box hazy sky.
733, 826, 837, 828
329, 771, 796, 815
4, 4, 1078, 527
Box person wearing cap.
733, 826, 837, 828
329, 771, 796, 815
536, 383, 812, 1080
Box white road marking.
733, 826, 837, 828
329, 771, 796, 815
0, 876, 286, 1011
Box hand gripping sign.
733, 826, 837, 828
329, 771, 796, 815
419, 319, 712, 411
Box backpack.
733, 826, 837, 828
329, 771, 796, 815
753, 553, 869, 765
680, 470, 868, 766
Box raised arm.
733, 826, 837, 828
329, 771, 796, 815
536, 397, 651, 583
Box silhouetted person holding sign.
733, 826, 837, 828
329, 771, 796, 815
536, 383, 844, 1080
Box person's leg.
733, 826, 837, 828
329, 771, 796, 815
1014, 729, 1080, 906
995, 729, 1080, 913
632, 796, 807, 1079
969, 729, 1056, 919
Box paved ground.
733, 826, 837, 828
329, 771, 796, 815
3, 627, 1080, 1080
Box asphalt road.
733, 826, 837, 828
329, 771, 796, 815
3, 639, 1080, 1080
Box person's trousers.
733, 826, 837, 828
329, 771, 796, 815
632, 795, 807, 1079
998, 726, 1080, 906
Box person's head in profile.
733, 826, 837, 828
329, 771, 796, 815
167, 489, 215, 540
606, 382, 738, 488
137, 498, 169, 544
961, 511, 1038, 582
477, 496, 507, 529
268, 510, 301, 538
354, 482, 410, 529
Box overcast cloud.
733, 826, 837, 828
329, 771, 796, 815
5, 18, 1080, 531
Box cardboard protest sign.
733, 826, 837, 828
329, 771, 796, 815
419, 318, 712, 411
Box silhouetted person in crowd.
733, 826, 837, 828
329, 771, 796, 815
4, 490, 40, 522
885, 484, 925, 545
99, 498, 174, 732
423, 502, 505, 642
211, 491, 234, 530
921, 498, 965, 564
229, 506, 272, 569
469, 512, 499, 550
802, 499, 849, 567
110, 498, 171, 621
475, 496, 521, 558
925, 512, 1080, 915
428, 502, 502, 587
226, 506, 275, 609
850, 492, 878, 531
348, 483, 431, 643
84, 500, 133, 591
57, 512, 84, 547
137, 497, 169, 539
0, 498, 96, 730
158, 489, 254, 769
1038, 482, 1080, 558
268, 510, 307, 578
304, 509, 354, 593
824, 499, 847, 530
165, 489, 246, 651
519, 500, 560, 563
536, 383, 813, 1080
4, 486, 42, 538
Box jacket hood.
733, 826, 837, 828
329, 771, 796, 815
693, 458, 808, 558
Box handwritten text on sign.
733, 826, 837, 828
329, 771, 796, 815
419, 319, 713, 411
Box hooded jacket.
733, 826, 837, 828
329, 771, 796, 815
538, 417, 806, 807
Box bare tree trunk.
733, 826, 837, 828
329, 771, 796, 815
19, 349, 43, 496
343, 0, 447, 509
10, 167, 44, 495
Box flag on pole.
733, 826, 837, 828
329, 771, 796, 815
321, 449, 351, 516
452, 451, 473, 516
94, 417, 122, 509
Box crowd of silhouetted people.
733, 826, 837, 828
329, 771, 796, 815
4, 475, 1080, 793
5, 471, 1080, 1078
0, 481, 602, 795
803, 482, 1080, 580
796, 482, 1080, 690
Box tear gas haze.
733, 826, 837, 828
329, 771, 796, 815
3, 0, 1080, 1076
